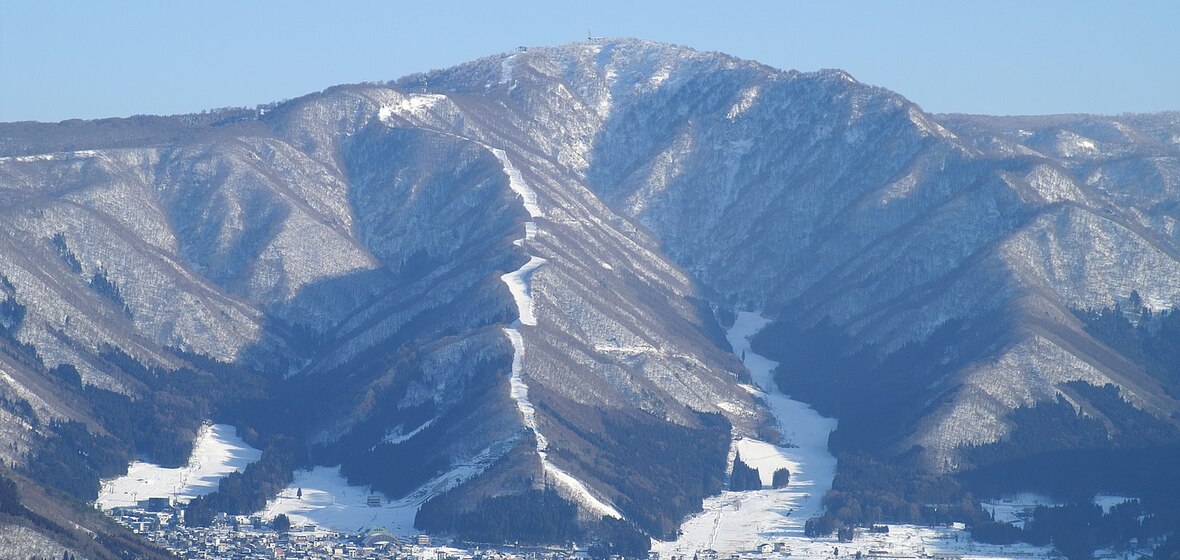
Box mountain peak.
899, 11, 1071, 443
6, 37, 1179, 558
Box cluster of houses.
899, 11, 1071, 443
104, 499, 438, 560
104, 498, 634, 560
671, 541, 794, 560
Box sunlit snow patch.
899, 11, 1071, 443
378, 94, 446, 123
1094, 494, 1135, 513
980, 493, 1059, 529
382, 419, 436, 446
655, 312, 838, 554
500, 256, 547, 327
726, 86, 760, 120
489, 148, 543, 219
981, 493, 1137, 529
97, 423, 261, 510
257, 467, 412, 535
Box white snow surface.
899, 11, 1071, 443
378, 94, 445, 122
1094, 494, 1136, 513
258, 444, 510, 535
96, 424, 261, 510
980, 493, 1060, 529
728, 523, 1054, 559
506, 327, 542, 443
656, 312, 838, 553
490, 148, 543, 218
654, 314, 1094, 557
382, 419, 435, 446
500, 53, 517, 85
500, 256, 547, 327
256, 466, 417, 535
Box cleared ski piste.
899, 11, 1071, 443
97, 423, 262, 510
654, 313, 1114, 559
257, 436, 511, 535
256, 466, 417, 534
491, 145, 623, 520
654, 311, 838, 555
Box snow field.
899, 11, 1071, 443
979, 493, 1059, 529
765, 523, 1054, 559
378, 94, 445, 123
490, 148, 543, 219
97, 423, 262, 510
656, 312, 838, 554
258, 439, 510, 535
256, 466, 416, 535
500, 256, 548, 326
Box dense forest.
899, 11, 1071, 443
752, 312, 1008, 456
972, 499, 1173, 560
965, 300, 1180, 559
955, 300, 1180, 558
417, 485, 650, 558
0, 275, 300, 525
804, 451, 987, 537
532, 392, 731, 540
184, 436, 302, 525
728, 452, 762, 491
20, 344, 275, 505
751, 313, 1002, 533
417, 487, 583, 545
1076, 294, 1180, 399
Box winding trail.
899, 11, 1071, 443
490, 147, 622, 520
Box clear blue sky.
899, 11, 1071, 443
2, 1, 1177, 122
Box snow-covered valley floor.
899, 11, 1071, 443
97, 423, 262, 510
256, 466, 417, 535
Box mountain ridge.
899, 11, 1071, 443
1, 38, 1179, 555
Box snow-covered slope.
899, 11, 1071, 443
97, 424, 261, 510
656, 312, 836, 553
1, 38, 1178, 550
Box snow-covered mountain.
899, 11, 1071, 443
1, 38, 1178, 550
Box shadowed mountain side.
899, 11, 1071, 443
2, 39, 1180, 554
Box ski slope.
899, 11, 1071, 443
256, 466, 417, 535
492, 146, 622, 520
259, 440, 511, 535
97, 423, 261, 510
655, 313, 1120, 558
655, 312, 838, 554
